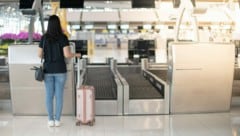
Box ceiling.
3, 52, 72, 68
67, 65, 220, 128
0, 0, 237, 8
0, 0, 237, 2
0, 0, 130, 2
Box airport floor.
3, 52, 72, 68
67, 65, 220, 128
0, 100, 240, 136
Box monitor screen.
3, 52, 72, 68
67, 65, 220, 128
137, 40, 148, 50
143, 24, 152, 30
121, 30, 128, 34
60, 0, 84, 8
107, 24, 117, 30
71, 25, 81, 30
19, 0, 34, 9
84, 24, 93, 29
120, 24, 129, 29
132, 0, 155, 8
137, 26, 143, 30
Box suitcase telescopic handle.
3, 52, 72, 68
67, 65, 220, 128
77, 58, 81, 89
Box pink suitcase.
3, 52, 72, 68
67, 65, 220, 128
76, 85, 95, 126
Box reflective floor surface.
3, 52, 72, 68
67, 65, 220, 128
0, 100, 240, 136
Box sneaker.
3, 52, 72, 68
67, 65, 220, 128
55, 120, 61, 127
48, 120, 54, 127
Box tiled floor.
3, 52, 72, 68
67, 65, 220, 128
0, 100, 240, 136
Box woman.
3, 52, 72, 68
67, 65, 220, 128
38, 15, 81, 127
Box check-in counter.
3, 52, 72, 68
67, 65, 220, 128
168, 42, 234, 113
8, 45, 75, 115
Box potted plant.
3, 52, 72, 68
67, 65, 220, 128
0, 33, 17, 56
16, 32, 42, 43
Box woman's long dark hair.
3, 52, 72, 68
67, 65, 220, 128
46, 15, 63, 39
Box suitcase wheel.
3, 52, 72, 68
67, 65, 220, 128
89, 121, 94, 126
76, 121, 81, 126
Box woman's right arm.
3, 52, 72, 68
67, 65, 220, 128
63, 46, 81, 58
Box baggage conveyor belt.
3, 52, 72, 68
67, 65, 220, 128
232, 68, 240, 106
83, 67, 117, 100
233, 68, 240, 96
118, 67, 163, 99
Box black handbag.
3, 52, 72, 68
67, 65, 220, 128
31, 38, 46, 82
33, 65, 44, 81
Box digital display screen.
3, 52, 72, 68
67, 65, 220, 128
84, 24, 93, 29
120, 24, 129, 29
143, 24, 152, 30
132, 0, 155, 8
107, 24, 117, 30
60, 0, 84, 8
19, 0, 34, 9
71, 25, 81, 29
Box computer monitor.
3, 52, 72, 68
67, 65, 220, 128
132, 0, 155, 8
60, 0, 84, 8
19, 0, 34, 9
137, 40, 148, 50
107, 24, 117, 30
120, 24, 129, 30
20, 0, 43, 15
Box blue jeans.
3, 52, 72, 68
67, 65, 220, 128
44, 73, 67, 121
